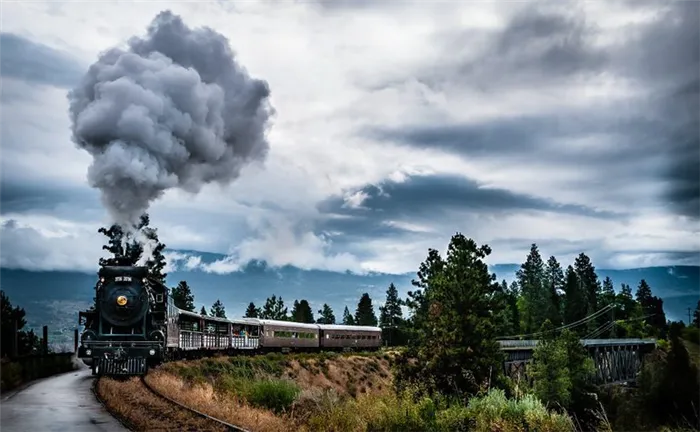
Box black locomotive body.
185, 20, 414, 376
78, 265, 167, 376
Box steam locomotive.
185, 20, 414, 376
78, 264, 382, 376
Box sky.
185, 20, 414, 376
1, 0, 699, 277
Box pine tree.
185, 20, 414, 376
574, 253, 601, 335
599, 277, 616, 337
508, 281, 521, 335
342, 306, 355, 325
291, 299, 315, 323
693, 301, 700, 328
395, 233, 506, 398
210, 299, 226, 318
316, 304, 336, 324
355, 293, 378, 326
544, 256, 564, 326
143, 225, 167, 284
200, 306, 207, 316
636, 279, 653, 306
379, 283, 403, 327
260, 295, 288, 320
564, 265, 586, 334
517, 244, 549, 333
171, 281, 195, 311
245, 302, 260, 318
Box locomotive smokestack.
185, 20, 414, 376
68, 10, 274, 226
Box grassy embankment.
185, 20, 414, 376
108, 350, 580, 432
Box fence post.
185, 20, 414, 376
42, 325, 48, 355
74, 328, 79, 353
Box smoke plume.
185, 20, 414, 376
68, 11, 274, 225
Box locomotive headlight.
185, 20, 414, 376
116, 295, 128, 306
149, 349, 156, 356
86, 349, 92, 356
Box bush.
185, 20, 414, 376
243, 379, 301, 413
681, 327, 700, 344
303, 387, 574, 432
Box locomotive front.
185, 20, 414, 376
78, 265, 167, 376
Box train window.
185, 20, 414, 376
325, 334, 329, 339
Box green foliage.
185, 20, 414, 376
171, 280, 195, 311
210, 299, 226, 318
316, 303, 336, 324
245, 302, 260, 318
199, 305, 207, 316
291, 299, 315, 323
545, 256, 565, 327
342, 306, 355, 325
379, 283, 408, 345
243, 379, 301, 413
355, 293, 378, 326
261, 295, 289, 320
574, 253, 601, 336
517, 244, 549, 334
563, 265, 586, 336
693, 300, 700, 328
304, 388, 574, 432
681, 326, 700, 344
1, 291, 41, 358
531, 323, 573, 409
397, 233, 505, 399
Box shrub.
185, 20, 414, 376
244, 379, 301, 413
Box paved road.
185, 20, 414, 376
1, 365, 127, 432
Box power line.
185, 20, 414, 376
496, 304, 614, 340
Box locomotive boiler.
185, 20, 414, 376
78, 264, 167, 376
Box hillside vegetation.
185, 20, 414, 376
142, 351, 578, 432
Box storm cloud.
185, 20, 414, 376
0, 33, 84, 88
68, 10, 275, 226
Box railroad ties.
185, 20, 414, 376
498, 338, 658, 386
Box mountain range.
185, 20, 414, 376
1, 249, 697, 346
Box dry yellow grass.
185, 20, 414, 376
283, 355, 394, 397
96, 376, 226, 431
145, 369, 295, 432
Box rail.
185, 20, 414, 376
140, 375, 251, 432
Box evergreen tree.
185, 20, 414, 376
342, 306, 355, 325
544, 256, 564, 326
1, 291, 41, 357
693, 300, 700, 328
143, 225, 167, 284
507, 280, 521, 335
171, 281, 195, 311
260, 295, 288, 320
245, 302, 260, 318
635, 279, 667, 337
355, 293, 378, 326
291, 299, 315, 323
200, 305, 207, 316
574, 253, 601, 334
316, 304, 336, 324
616, 283, 636, 321
210, 299, 226, 318
493, 280, 515, 336
517, 244, 549, 333
599, 276, 616, 337
395, 233, 506, 398
563, 265, 586, 334
636, 279, 653, 306
379, 283, 403, 327
97, 224, 125, 267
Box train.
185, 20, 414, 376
77, 264, 382, 376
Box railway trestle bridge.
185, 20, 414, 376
498, 338, 658, 386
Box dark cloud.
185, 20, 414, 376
0, 180, 101, 218
364, 3, 699, 219
0, 33, 85, 88
318, 173, 623, 226
416, 4, 607, 92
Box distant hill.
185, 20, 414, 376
1, 252, 697, 345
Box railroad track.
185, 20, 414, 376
139, 375, 251, 432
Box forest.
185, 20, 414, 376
57, 216, 700, 430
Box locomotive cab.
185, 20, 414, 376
78, 265, 168, 376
